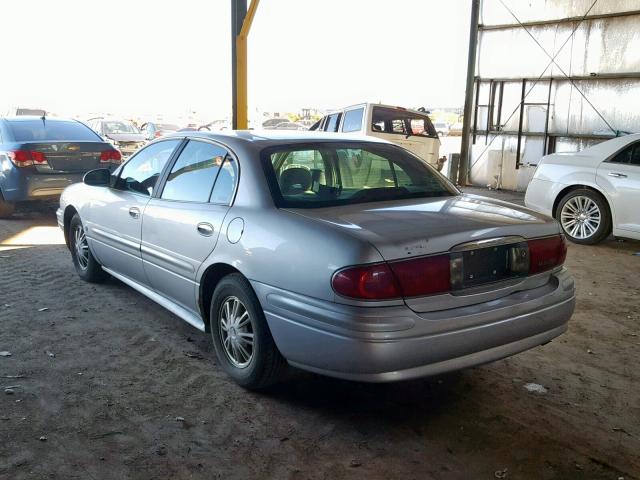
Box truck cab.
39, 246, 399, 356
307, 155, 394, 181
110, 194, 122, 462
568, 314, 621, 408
311, 103, 440, 166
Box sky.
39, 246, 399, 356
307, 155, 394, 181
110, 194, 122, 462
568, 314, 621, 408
1, 0, 471, 123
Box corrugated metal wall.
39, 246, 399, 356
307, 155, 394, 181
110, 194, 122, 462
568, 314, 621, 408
469, 0, 640, 191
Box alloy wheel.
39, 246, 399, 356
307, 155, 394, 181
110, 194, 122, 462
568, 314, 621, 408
219, 296, 254, 368
73, 224, 90, 270
560, 195, 601, 240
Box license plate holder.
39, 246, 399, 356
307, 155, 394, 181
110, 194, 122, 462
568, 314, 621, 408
450, 242, 528, 290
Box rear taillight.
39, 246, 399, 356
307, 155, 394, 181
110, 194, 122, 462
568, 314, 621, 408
332, 255, 451, 300
332, 263, 400, 300
528, 235, 567, 274
388, 254, 450, 297
333, 234, 567, 301
100, 149, 122, 164
154, 131, 162, 138
6, 150, 48, 167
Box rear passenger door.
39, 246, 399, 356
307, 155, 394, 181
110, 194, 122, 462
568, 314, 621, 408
140, 139, 238, 314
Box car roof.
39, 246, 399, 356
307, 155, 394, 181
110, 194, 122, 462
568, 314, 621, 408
576, 133, 640, 157
327, 103, 429, 116
163, 129, 392, 154
1, 116, 77, 123
91, 117, 134, 122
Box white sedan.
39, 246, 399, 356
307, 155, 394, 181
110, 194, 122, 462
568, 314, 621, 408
525, 134, 640, 244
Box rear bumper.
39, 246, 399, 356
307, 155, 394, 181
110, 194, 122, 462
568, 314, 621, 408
524, 178, 560, 217
1, 171, 84, 202
253, 269, 575, 382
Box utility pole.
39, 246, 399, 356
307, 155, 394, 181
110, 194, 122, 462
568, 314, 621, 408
459, 0, 480, 185
231, 0, 260, 130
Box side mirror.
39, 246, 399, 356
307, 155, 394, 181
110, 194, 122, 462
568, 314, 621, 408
83, 168, 112, 187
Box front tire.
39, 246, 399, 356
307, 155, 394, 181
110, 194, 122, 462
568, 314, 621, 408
69, 214, 109, 282
556, 189, 611, 244
210, 274, 287, 389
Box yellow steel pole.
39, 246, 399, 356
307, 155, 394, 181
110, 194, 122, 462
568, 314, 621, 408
236, 0, 260, 130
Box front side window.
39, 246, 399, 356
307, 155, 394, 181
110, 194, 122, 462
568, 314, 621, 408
161, 140, 227, 202
263, 142, 457, 208
610, 142, 640, 166
371, 107, 437, 138
115, 140, 180, 196
342, 108, 364, 133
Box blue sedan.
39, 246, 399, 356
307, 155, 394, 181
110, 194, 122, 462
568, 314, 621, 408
0, 116, 122, 217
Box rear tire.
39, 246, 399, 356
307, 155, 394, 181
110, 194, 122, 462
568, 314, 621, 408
209, 273, 287, 389
69, 214, 109, 282
0, 195, 15, 218
556, 189, 611, 245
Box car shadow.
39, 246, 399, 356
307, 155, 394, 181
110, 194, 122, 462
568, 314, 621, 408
263, 367, 468, 419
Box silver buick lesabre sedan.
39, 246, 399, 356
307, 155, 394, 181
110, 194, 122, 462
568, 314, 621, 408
57, 131, 575, 389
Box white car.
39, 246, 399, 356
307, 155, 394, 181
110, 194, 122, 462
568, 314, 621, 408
433, 122, 450, 137
311, 103, 440, 167
524, 134, 640, 244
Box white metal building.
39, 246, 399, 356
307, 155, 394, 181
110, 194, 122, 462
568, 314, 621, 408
468, 0, 640, 191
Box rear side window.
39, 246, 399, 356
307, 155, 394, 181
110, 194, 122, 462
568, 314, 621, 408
116, 140, 180, 196
342, 108, 364, 133
610, 142, 640, 166
210, 157, 238, 204
161, 140, 227, 202
6, 119, 102, 142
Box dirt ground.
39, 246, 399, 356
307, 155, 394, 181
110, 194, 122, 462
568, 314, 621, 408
1, 191, 639, 480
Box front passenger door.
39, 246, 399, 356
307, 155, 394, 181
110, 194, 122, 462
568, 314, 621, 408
596, 142, 640, 233
85, 139, 181, 285
141, 139, 238, 313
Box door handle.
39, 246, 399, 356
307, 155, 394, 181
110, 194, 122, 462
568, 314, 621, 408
197, 222, 214, 236
608, 172, 628, 178
129, 207, 140, 219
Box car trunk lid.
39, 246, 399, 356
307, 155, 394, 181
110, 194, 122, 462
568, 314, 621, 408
288, 194, 558, 259
288, 194, 562, 311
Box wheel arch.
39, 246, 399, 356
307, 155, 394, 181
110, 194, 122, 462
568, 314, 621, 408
552, 184, 612, 219
198, 263, 243, 332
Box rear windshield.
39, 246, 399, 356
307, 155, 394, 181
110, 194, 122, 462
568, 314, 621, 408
7, 119, 101, 142
371, 106, 437, 138
103, 121, 140, 134
262, 142, 458, 209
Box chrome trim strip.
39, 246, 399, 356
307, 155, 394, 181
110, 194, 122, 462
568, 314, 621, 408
141, 244, 195, 273
141, 259, 197, 285
91, 227, 139, 251
451, 235, 526, 252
